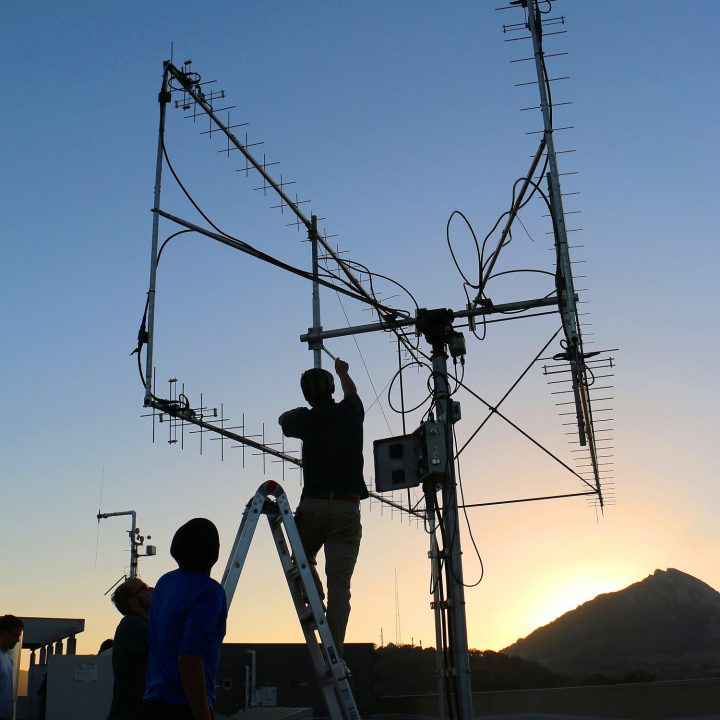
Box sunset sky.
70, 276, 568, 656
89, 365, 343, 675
3, 0, 719, 662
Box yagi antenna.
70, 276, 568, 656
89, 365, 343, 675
493, 0, 614, 509
139, 374, 302, 470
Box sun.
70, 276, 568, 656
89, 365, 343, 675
526, 575, 622, 632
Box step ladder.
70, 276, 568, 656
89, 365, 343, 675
221, 480, 361, 720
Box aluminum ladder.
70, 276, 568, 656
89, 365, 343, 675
221, 480, 361, 720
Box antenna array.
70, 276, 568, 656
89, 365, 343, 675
497, 0, 615, 508
135, 6, 617, 719
166, 60, 326, 236
134, 58, 426, 525
140, 373, 301, 470
543, 353, 616, 507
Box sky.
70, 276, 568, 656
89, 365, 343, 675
2, 0, 719, 663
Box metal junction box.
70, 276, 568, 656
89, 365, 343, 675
373, 434, 419, 492
374, 420, 448, 492
418, 420, 447, 482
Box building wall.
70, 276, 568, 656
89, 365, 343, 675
45, 654, 113, 720
217, 643, 375, 716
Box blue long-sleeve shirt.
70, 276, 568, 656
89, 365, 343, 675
144, 569, 227, 707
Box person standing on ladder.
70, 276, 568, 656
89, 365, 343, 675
279, 358, 367, 664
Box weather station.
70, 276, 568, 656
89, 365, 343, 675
96, 509, 156, 588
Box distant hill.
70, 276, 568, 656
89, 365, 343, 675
502, 568, 720, 680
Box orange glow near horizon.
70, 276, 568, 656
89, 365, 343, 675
518, 575, 624, 640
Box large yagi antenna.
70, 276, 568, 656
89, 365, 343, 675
493, 0, 614, 509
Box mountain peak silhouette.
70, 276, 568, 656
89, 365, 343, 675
501, 569, 720, 679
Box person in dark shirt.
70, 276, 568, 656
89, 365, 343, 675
108, 577, 153, 720
144, 518, 227, 720
279, 357, 366, 659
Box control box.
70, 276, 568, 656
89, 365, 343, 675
373, 420, 448, 492
373, 433, 419, 492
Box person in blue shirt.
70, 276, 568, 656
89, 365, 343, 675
144, 518, 227, 720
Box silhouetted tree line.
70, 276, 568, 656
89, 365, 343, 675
373, 644, 656, 696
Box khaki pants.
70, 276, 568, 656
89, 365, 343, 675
295, 498, 362, 655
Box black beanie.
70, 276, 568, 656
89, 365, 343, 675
300, 368, 335, 404
170, 518, 220, 572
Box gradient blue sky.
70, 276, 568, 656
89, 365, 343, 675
2, 1, 719, 657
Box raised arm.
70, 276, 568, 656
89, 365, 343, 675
335, 358, 357, 397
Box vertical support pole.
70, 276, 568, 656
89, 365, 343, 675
27, 650, 36, 720
129, 511, 138, 579
430, 343, 473, 720
397, 336, 407, 434
9, 633, 22, 720
310, 214, 322, 369
145, 62, 171, 404
428, 500, 446, 720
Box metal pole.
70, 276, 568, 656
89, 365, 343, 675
397, 336, 407, 434
9, 632, 22, 720
310, 215, 322, 369
145, 63, 171, 405
430, 343, 473, 720
428, 502, 446, 720
129, 510, 138, 579
297, 295, 561, 344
